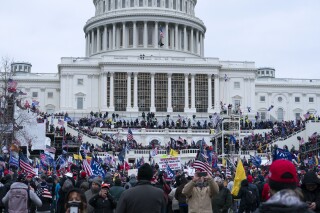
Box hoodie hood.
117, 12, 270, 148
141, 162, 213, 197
301, 171, 320, 189
258, 189, 309, 213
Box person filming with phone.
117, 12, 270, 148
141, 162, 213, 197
89, 183, 116, 213
182, 170, 219, 213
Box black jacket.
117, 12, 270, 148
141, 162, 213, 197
89, 193, 115, 213
254, 189, 314, 213
301, 171, 320, 213
212, 186, 232, 213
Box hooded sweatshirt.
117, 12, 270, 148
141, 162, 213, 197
301, 171, 320, 213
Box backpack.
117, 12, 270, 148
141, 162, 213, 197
244, 187, 257, 209
8, 188, 30, 213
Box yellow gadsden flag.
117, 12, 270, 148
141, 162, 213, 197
231, 159, 246, 196
73, 154, 83, 160
169, 149, 179, 157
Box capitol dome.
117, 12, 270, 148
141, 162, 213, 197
84, 0, 206, 57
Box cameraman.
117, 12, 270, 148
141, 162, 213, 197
89, 183, 116, 213
182, 171, 218, 213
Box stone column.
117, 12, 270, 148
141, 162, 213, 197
143, 21, 147, 48
207, 74, 212, 112
196, 30, 199, 55
91, 30, 95, 54
133, 21, 137, 48
104, 25, 108, 51
154, 21, 158, 48
112, 23, 116, 49
97, 27, 100, 52
126, 72, 132, 111
100, 72, 108, 110
191, 73, 196, 111
85, 33, 88, 56
190, 28, 194, 53
150, 73, 156, 112
214, 74, 220, 112
175, 24, 179, 50
109, 72, 115, 111
167, 73, 173, 112
184, 26, 187, 51
88, 32, 91, 56
201, 33, 204, 57
122, 22, 126, 48
165, 22, 169, 48
184, 73, 189, 111
133, 72, 138, 111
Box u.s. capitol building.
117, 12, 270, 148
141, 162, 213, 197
9, 0, 320, 122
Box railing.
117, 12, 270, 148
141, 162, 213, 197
271, 127, 305, 144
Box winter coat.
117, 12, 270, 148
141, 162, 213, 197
234, 179, 259, 212
175, 182, 187, 205
254, 189, 314, 213
168, 188, 179, 211
109, 186, 125, 202
85, 188, 100, 213
116, 180, 166, 213
182, 178, 219, 213
301, 171, 320, 213
89, 193, 115, 213
2, 182, 42, 209
212, 186, 232, 213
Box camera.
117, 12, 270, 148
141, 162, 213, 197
67, 201, 81, 213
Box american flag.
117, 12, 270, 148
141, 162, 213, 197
82, 159, 93, 176
19, 153, 36, 175
127, 128, 134, 141
193, 138, 212, 175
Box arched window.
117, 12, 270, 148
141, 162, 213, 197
277, 108, 284, 121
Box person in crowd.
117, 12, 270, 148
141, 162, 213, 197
109, 177, 125, 203
124, 174, 138, 189
116, 163, 167, 213
89, 183, 116, 213
182, 171, 219, 213
85, 177, 102, 213
36, 174, 53, 213
57, 172, 75, 213
64, 188, 87, 213
80, 181, 89, 193
2, 174, 42, 212
255, 159, 313, 213
168, 184, 179, 213
76, 171, 87, 188
301, 171, 320, 212
0, 173, 12, 212
212, 176, 232, 213
175, 174, 188, 213
247, 175, 260, 208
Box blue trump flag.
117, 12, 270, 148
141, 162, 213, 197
166, 164, 175, 179
274, 148, 295, 161
250, 155, 262, 167
91, 157, 106, 178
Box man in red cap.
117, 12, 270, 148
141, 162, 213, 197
89, 183, 116, 212
76, 170, 87, 188
255, 159, 312, 213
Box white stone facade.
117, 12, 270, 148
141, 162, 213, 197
5, 1, 320, 122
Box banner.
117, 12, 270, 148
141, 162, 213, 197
274, 148, 295, 161
158, 157, 181, 171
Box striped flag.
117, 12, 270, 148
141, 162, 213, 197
193, 138, 212, 175
127, 128, 134, 141
82, 159, 93, 176
19, 153, 36, 175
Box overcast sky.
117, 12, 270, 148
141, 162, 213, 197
1, 0, 319, 79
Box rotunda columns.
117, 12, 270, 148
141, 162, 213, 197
109, 72, 115, 111
97, 27, 100, 52
154, 21, 158, 48
165, 22, 169, 49
167, 73, 173, 112
190, 28, 194, 53
126, 72, 132, 111
122, 22, 126, 48
175, 24, 179, 50
112, 24, 116, 49
133, 21, 137, 48
104, 25, 108, 51
196, 30, 199, 55
91, 30, 95, 54
183, 25, 187, 51
184, 73, 189, 111
143, 21, 148, 48
200, 32, 204, 57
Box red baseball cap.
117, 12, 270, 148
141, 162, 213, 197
268, 159, 297, 184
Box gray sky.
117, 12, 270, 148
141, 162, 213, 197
1, 0, 320, 79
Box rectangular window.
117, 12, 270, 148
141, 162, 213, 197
78, 79, 84, 85
103, 0, 106, 11
260, 96, 265, 102
138, 25, 143, 46
185, 1, 187, 12
130, 0, 134, 7
128, 27, 133, 46
32, 92, 38, 98
139, 0, 143, 7
77, 97, 83, 110
266, 71, 269, 74
234, 82, 240, 89
309, 97, 314, 103
115, 0, 118, 9
157, 0, 160, 7
148, 25, 153, 46
47, 92, 53, 98
295, 113, 301, 120
122, 0, 126, 8
108, 0, 111, 10
173, 0, 176, 9
261, 112, 266, 120
261, 71, 264, 75
180, 0, 182, 11
295, 97, 300, 102
165, 0, 169, 8
148, 0, 152, 6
